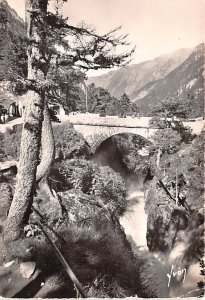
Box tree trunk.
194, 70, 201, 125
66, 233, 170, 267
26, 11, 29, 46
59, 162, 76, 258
4, 92, 44, 241
0, 102, 55, 182
4, 0, 48, 242
36, 102, 55, 182
35, 101, 62, 219
36, 177, 62, 220
156, 148, 161, 169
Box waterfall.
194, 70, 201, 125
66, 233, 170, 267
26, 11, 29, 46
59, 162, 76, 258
120, 178, 148, 250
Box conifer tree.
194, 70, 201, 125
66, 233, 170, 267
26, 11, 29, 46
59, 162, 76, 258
119, 93, 131, 117
5, 0, 134, 241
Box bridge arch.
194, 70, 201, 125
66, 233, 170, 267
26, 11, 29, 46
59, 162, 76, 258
94, 132, 151, 155
72, 124, 157, 152
91, 132, 151, 179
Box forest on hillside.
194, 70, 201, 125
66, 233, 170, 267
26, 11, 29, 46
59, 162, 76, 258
0, 0, 204, 298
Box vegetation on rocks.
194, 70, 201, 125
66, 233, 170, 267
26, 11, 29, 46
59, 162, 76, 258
0, 122, 91, 161
0, 120, 140, 297
55, 159, 127, 217
54, 124, 91, 161
0, 125, 22, 160
145, 121, 204, 255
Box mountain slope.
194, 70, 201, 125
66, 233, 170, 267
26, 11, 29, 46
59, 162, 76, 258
87, 47, 193, 99
0, 0, 25, 35
134, 43, 204, 117
0, 0, 26, 81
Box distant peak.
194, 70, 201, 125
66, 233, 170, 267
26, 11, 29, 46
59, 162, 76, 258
0, 0, 9, 6
0, 0, 24, 23
194, 42, 204, 51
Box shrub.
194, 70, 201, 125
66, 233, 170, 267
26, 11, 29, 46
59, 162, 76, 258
53, 158, 127, 218
0, 122, 91, 161
0, 216, 139, 297
53, 123, 91, 160
0, 183, 13, 219
0, 125, 22, 160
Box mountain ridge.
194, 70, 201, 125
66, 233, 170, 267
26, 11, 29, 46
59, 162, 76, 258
87, 43, 204, 117
87, 47, 193, 99
134, 43, 204, 117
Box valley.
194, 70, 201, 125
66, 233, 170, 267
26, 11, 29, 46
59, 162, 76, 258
0, 0, 204, 298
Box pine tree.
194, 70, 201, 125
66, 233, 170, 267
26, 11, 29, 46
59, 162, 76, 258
119, 93, 131, 117
5, 0, 134, 241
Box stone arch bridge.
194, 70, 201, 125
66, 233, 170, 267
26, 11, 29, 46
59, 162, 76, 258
62, 114, 157, 152
60, 113, 204, 152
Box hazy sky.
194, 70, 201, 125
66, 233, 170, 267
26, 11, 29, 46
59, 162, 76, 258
7, 0, 205, 75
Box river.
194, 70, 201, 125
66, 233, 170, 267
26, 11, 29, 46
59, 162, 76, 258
120, 173, 203, 298
120, 176, 148, 251
92, 135, 203, 298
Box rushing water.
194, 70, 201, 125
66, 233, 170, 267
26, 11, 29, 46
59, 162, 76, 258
92, 135, 203, 298
120, 176, 148, 251
119, 173, 203, 298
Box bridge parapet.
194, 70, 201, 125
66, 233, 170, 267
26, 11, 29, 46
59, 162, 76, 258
66, 113, 152, 128
61, 114, 205, 133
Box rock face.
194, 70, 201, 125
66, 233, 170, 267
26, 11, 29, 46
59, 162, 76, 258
145, 173, 204, 257
145, 178, 175, 252
143, 126, 204, 256
20, 262, 36, 279
145, 177, 204, 256
0, 259, 41, 298
53, 123, 92, 160
0, 0, 24, 32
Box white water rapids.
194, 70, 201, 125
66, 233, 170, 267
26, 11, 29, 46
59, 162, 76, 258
120, 189, 148, 250
119, 176, 203, 298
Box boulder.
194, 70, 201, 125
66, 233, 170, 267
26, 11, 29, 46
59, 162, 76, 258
20, 261, 36, 279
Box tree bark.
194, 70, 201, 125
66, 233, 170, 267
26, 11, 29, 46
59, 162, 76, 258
36, 102, 55, 182
156, 148, 161, 169
35, 104, 62, 219
4, 0, 48, 242
4, 92, 44, 241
